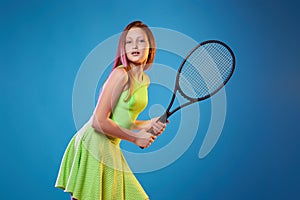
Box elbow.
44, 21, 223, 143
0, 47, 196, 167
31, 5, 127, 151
91, 116, 108, 132
91, 121, 97, 129
91, 116, 98, 129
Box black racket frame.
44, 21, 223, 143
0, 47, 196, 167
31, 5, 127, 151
158, 40, 236, 123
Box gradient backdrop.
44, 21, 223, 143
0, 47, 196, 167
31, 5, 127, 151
1, 0, 299, 199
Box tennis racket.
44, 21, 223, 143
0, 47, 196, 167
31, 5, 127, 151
147, 40, 235, 136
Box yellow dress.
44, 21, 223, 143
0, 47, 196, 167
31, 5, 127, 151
55, 66, 150, 200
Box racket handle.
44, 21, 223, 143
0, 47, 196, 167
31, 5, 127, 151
139, 113, 168, 149
157, 112, 168, 123
139, 127, 156, 149
139, 127, 155, 149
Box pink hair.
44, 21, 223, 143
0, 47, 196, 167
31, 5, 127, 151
112, 21, 156, 101
113, 20, 156, 70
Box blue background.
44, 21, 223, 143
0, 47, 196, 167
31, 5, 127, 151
1, 0, 299, 199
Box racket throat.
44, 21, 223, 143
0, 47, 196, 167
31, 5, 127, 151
158, 112, 169, 123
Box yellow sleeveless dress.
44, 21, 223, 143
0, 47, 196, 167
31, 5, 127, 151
55, 66, 150, 200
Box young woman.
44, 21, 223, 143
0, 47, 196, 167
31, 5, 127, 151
55, 21, 167, 200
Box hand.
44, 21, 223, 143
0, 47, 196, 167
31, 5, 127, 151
150, 117, 169, 136
135, 129, 157, 148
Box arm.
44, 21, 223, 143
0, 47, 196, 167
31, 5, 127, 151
91, 68, 155, 147
131, 117, 168, 135
131, 119, 152, 131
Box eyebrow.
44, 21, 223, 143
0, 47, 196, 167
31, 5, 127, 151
126, 36, 145, 39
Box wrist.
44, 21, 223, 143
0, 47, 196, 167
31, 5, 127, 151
131, 134, 139, 144
144, 119, 153, 130
127, 129, 138, 144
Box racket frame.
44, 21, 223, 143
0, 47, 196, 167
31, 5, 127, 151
159, 40, 236, 123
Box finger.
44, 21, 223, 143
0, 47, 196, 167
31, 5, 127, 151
152, 126, 159, 134
155, 121, 165, 128
152, 123, 160, 130
157, 128, 165, 136
152, 117, 160, 125
158, 129, 164, 134
157, 121, 165, 126
151, 135, 157, 140
155, 126, 164, 133
157, 122, 166, 130
160, 124, 166, 130
155, 130, 162, 136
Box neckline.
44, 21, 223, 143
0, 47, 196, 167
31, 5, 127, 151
133, 73, 144, 84
116, 65, 144, 84
121, 74, 146, 94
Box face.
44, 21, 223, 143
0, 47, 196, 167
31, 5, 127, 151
125, 27, 150, 65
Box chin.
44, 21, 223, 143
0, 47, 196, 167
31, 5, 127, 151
129, 61, 144, 66
127, 56, 147, 65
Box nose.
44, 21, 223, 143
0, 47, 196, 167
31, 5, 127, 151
132, 41, 138, 49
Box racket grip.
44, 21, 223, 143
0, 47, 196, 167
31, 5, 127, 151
139, 113, 168, 149
139, 127, 155, 149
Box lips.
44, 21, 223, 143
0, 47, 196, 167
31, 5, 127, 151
131, 51, 140, 56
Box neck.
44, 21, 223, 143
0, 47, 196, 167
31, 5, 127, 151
129, 63, 144, 76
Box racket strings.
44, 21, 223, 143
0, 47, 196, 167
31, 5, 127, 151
179, 43, 233, 99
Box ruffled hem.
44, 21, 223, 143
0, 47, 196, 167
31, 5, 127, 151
55, 119, 149, 200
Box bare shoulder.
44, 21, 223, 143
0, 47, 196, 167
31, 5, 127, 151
109, 66, 129, 83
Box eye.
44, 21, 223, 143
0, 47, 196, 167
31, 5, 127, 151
139, 39, 145, 43
125, 40, 132, 44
